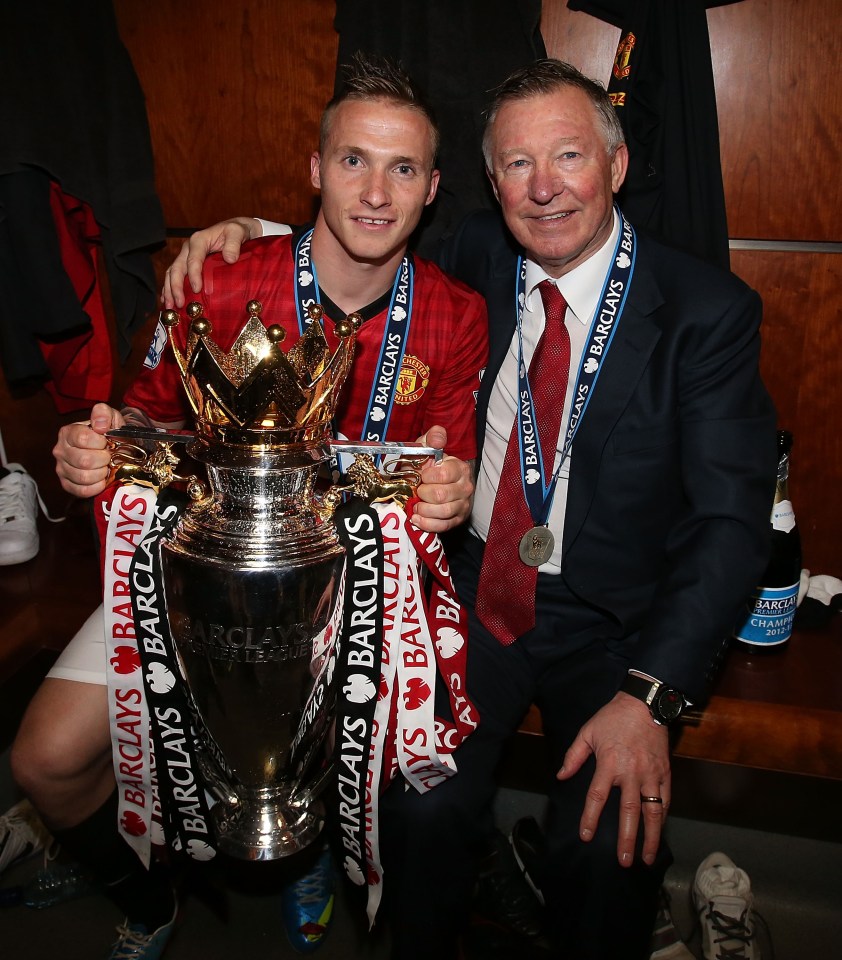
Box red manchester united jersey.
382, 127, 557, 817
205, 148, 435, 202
126, 235, 487, 461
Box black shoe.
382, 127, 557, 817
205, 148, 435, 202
472, 828, 550, 948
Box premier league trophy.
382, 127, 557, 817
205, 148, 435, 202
110, 299, 384, 861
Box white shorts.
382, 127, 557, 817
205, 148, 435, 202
48, 605, 107, 686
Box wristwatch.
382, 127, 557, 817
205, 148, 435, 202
620, 673, 688, 725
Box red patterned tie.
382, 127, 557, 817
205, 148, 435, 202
476, 280, 571, 645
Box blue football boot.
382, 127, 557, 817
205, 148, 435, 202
107, 905, 177, 960
280, 845, 336, 953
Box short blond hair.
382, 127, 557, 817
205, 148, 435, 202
320, 51, 440, 164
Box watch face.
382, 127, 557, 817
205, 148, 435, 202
653, 687, 685, 722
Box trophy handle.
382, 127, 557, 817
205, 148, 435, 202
106, 434, 207, 500
343, 453, 421, 508
289, 759, 336, 808
193, 741, 240, 808
313, 483, 350, 522
313, 452, 428, 522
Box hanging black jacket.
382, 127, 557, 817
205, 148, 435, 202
0, 0, 165, 388
333, 0, 546, 256
568, 0, 742, 268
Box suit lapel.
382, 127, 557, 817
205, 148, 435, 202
562, 253, 664, 553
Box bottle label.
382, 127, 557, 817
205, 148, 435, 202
771, 499, 796, 533
734, 582, 799, 646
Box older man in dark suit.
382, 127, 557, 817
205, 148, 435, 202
162, 59, 776, 960
380, 60, 776, 960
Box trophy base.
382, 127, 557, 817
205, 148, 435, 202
212, 794, 325, 861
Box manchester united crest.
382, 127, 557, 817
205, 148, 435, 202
395, 354, 430, 405
612, 31, 636, 81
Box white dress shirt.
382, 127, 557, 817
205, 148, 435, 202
256, 218, 292, 237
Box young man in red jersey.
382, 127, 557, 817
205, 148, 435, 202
12, 54, 487, 960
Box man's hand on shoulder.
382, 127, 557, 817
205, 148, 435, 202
410, 426, 474, 533
162, 217, 263, 309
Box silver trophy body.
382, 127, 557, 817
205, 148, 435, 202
161, 438, 344, 860
107, 300, 430, 862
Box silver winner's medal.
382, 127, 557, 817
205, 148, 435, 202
519, 526, 555, 567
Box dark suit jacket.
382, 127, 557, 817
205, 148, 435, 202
439, 209, 777, 703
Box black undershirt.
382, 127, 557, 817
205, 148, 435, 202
290, 223, 394, 325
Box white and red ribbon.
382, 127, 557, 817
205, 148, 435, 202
101, 484, 159, 866
100, 483, 477, 921
335, 500, 477, 925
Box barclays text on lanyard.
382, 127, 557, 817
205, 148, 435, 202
514, 208, 637, 567
293, 228, 415, 446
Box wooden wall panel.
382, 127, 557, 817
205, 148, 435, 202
114, 0, 337, 229
732, 249, 842, 574
709, 0, 841, 243
539, 3, 619, 83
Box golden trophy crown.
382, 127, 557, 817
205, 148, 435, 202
160, 300, 359, 446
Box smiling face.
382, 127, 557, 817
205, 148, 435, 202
486, 86, 628, 278
310, 98, 439, 272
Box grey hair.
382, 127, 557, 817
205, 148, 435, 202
481, 59, 624, 169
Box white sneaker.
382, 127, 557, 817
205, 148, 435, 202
0, 465, 39, 565
693, 851, 760, 960
0, 799, 53, 875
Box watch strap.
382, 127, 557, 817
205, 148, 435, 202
620, 673, 687, 724
620, 672, 660, 706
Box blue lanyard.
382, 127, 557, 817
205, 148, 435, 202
293, 228, 414, 443
514, 208, 637, 526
